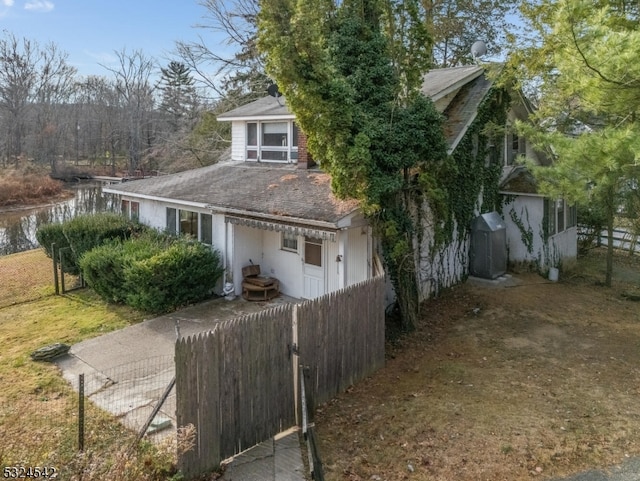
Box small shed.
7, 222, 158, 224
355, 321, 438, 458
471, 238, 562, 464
470, 212, 507, 279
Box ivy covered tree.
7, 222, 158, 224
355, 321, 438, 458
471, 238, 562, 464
259, 0, 449, 331
510, 0, 640, 286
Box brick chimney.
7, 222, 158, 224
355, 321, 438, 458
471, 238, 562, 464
297, 129, 316, 169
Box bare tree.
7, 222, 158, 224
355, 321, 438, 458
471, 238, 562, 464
74, 75, 125, 174
422, 0, 516, 67
174, 0, 269, 105
0, 32, 76, 168
32, 42, 77, 172
102, 49, 156, 175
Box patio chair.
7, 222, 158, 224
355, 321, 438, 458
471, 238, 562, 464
241, 264, 280, 301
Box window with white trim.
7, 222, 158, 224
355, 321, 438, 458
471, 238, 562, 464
505, 127, 526, 166
167, 209, 214, 245
245, 121, 298, 162
281, 231, 298, 252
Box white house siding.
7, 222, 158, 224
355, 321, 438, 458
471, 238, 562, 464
232, 224, 264, 295
502, 195, 542, 265
417, 225, 469, 301
502, 195, 577, 269
131, 197, 165, 230
231, 121, 245, 161
261, 230, 305, 299
414, 200, 474, 301
346, 226, 370, 286
325, 237, 340, 294
548, 229, 577, 268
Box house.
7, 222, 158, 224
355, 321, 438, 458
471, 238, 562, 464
421, 65, 576, 283
104, 161, 372, 300
104, 65, 576, 302
499, 93, 578, 270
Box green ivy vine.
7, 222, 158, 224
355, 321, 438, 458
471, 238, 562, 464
423, 84, 511, 254
509, 207, 534, 254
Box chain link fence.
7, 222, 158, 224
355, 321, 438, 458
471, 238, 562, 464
0, 248, 80, 309
0, 355, 177, 479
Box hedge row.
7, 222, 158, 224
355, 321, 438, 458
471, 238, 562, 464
36, 213, 143, 274
79, 231, 223, 313
36, 213, 224, 313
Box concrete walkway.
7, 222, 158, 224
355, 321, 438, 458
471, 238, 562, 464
549, 458, 640, 481
54, 294, 307, 479
219, 429, 306, 481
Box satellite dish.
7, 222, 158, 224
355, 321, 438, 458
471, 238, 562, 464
471, 40, 487, 60
267, 83, 281, 98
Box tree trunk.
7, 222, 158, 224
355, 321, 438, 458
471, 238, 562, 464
395, 260, 419, 332
605, 188, 615, 287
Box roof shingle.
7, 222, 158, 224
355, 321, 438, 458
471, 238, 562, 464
105, 162, 359, 225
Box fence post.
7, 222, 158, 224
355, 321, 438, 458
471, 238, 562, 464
59, 248, 66, 294
292, 306, 299, 426
52, 243, 59, 295
78, 373, 85, 452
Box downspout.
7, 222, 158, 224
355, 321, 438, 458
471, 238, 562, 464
222, 218, 236, 300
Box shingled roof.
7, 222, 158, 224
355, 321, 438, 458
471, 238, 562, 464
104, 162, 360, 226
217, 95, 292, 120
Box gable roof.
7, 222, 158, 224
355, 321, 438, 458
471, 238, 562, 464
500, 165, 539, 195
217, 95, 293, 121
218, 66, 497, 154
420, 65, 484, 103
104, 162, 360, 227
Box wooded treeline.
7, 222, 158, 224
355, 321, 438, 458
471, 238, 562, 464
0, 1, 520, 177
0, 33, 226, 176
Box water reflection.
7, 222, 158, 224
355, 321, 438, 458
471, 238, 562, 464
0, 183, 119, 256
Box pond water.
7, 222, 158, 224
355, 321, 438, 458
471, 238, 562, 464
0, 183, 119, 256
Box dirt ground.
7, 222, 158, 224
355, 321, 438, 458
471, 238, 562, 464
315, 248, 640, 481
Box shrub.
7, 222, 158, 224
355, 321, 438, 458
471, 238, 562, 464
63, 212, 144, 261
79, 232, 169, 303
35, 223, 79, 274
37, 212, 145, 274
124, 238, 223, 312
79, 232, 223, 313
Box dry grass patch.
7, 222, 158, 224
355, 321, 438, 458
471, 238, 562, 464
0, 171, 71, 208
316, 249, 640, 481
0, 249, 177, 480
0, 249, 56, 307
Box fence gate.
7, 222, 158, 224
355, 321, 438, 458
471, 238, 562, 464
175, 305, 295, 478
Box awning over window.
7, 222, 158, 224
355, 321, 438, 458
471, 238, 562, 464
225, 215, 336, 241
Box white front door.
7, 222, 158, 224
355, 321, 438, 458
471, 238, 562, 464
303, 236, 324, 299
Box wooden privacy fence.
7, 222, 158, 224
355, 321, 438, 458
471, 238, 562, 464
297, 276, 386, 408
175, 305, 295, 478
175, 276, 385, 479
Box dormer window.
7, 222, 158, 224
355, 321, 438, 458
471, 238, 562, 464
246, 121, 298, 163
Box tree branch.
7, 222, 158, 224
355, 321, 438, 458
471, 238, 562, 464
570, 22, 630, 88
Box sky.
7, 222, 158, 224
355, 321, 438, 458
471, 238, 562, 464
0, 0, 229, 78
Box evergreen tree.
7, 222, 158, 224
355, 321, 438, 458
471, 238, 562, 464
158, 61, 198, 132
510, 0, 640, 286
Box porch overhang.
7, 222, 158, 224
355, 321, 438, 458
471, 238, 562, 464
225, 215, 337, 242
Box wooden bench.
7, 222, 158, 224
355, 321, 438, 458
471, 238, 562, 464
241, 265, 280, 301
